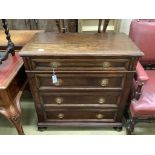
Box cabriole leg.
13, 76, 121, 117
0, 104, 24, 135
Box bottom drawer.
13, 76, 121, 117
45, 108, 117, 121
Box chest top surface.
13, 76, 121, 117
19, 32, 143, 57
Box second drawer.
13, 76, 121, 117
35, 73, 126, 89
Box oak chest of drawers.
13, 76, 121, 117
19, 32, 143, 130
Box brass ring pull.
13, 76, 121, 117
98, 97, 106, 104
58, 113, 64, 119
50, 62, 61, 68
96, 113, 104, 119
55, 97, 63, 104
101, 79, 109, 87
103, 62, 111, 68
54, 79, 63, 86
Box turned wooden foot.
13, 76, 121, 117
126, 119, 135, 135
0, 104, 24, 135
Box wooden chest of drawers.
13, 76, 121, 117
19, 32, 143, 130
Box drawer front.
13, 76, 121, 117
35, 73, 125, 89
40, 91, 121, 107
30, 58, 130, 71
45, 108, 116, 121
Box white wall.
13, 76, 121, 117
119, 19, 132, 34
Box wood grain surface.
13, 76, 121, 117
20, 32, 143, 57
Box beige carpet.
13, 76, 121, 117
0, 92, 155, 135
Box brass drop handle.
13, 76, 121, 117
96, 113, 104, 119
50, 62, 60, 68
55, 97, 63, 104
98, 97, 106, 104
58, 113, 64, 119
102, 62, 111, 68
101, 79, 109, 87
54, 79, 63, 86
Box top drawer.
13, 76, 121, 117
29, 58, 130, 71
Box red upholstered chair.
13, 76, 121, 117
125, 19, 155, 134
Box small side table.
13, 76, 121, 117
0, 53, 27, 135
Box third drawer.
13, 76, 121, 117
39, 91, 122, 108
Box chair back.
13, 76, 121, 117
129, 19, 155, 65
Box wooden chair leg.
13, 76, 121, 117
55, 19, 66, 33
60, 19, 66, 33
55, 20, 61, 33
102, 19, 110, 32
126, 119, 135, 135
98, 19, 103, 33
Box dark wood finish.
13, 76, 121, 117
20, 32, 142, 57
56, 19, 78, 33
0, 19, 15, 63
0, 20, 58, 31
56, 20, 66, 33
0, 21, 28, 134
33, 72, 125, 89
20, 32, 143, 130
45, 108, 117, 120
39, 90, 121, 107
98, 19, 110, 33
30, 57, 130, 71
0, 54, 27, 135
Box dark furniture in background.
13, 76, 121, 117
56, 19, 109, 33
55, 19, 78, 33
0, 30, 44, 51
0, 19, 78, 32
0, 19, 109, 34
19, 32, 143, 131
125, 19, 155, 134
0, 20, 57, 31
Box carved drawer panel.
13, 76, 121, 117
35, 73, 126, 89
30, 58, 130, 71
44, 108, 117, 121
39, 91, 121, 107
